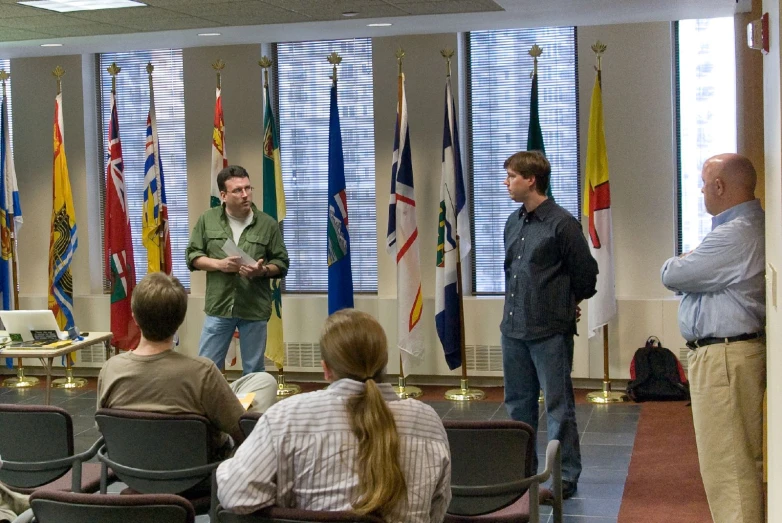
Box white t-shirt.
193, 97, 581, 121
226, 211, 253, 245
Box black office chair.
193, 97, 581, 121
443, 420, 562, 523
95, 408, 223, 521
239, 411, 262, 438
24, 490, 195, 523
216, 505, 385, 522
0, 404, 105, 494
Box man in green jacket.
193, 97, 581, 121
186, 165, 289, 374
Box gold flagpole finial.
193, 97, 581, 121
212, 59, 225, 89
440, 48, 454, 77
0, 70, 9, 98
107, 62, 121, 93
52, 66, 65, 95
591, 41, 607, 72
529, 44, 543, 77
395, 47, 405, 76
146, 62, 154, 92
258, 55, 273, 89
327, 52, 342, 86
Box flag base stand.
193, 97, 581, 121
539, 390, 544, 403
3, 365, 39, 388
276, 373, 301, 398
445, 378, 485, 401
394, 376, 422, 399
586, 381, 628, 404
52, 366, 87, 389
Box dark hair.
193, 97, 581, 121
217, 165, 250, 193
131, 273, 187, 342
503, 151, 551, 195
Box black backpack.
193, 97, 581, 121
626, 336, 690, 402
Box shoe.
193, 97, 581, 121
562, 480, 577, 499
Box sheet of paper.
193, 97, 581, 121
222, 239, 257, 266
236, 392, 255, 410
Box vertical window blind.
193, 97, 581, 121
97, 49, 189, 288
0, 59, 12, 151
276, 38, 377, 293
467, 27, 580, 294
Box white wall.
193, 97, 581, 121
6, 23, 693, 381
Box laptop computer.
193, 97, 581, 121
0, 310, 66, 342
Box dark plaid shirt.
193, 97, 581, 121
501, 199, 598, 340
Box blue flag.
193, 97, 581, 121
1, 90, 21, 368
327, 81, 353, 314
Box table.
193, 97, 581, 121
0, 332, 114, 404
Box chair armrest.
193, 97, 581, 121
10, 507, 35, 523
96, 446, 221, 481
68, 436, 104, 493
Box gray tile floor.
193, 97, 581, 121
0, 385, 640, 523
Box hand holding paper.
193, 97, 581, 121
222, 239, 257, 266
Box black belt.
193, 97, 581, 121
686, 330, 765, 350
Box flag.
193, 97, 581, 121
142, 78, 171, 275
211, 86, 227, 208
327, 80, 353, 314
262, 82, 285, 370
527, 69, 554, 200
49, 93, 78, 338
583, 70, 616, 336
104, 91, 140, 351
386, 73, 423, 376
1, 88, 21, 368
435, 76, 470, 370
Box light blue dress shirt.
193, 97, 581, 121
661, 199, 765, 341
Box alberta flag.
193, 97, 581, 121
104, 90, 139, 350
436, 76, 470, 370
142, 73, 171, 275
327, 80, 353, 314
583, 70, 616, 336
386, 72, 423, 375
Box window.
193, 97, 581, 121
97, 49, 189, 287
0, 59, 12, 151
467, 28, 579, 294
676, 18, 736, 253
276, 38, 377, 292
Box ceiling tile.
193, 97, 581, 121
395, 0, 503, 14
192, 2, 309, 24
0, 26, 54, 40
62, 5, 188, 22
44, 23, 137, 37
0, 3, 53, 17
0, 14, 101, 30
116, 16, 221, 31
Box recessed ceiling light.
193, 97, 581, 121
18, 0, 146, 13
342, 11, 358, 17
198, 32, 221, 37
40, 43, 63, 47
367, 23, 392, 27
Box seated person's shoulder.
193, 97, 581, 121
391, 399, 447, 441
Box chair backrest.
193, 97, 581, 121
239, 411, 262, 438
95, 408, 213, 493
0, 404, 74, 488
444, 420, 535, 516
217, 506, 384, 523
30, 490, 195, 523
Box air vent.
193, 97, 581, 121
284, 343, 321, 370
678, 348, 690, 372
465, 345, 503, 372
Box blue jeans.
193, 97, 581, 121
501, 333, 581, 484
198, 315, 267, 375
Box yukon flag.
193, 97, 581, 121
210, 86, 227, 208
386, 72, 423, 375
142, 76, 171, 274
262, 81, 285, 369
49, 93, 78, 351
1, 83, 21, 368
583, 69, 616, 336
104, 90, 140, 350
436, 76, 470, 370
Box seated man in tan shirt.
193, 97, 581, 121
97, 272, 276, 458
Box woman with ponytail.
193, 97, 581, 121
216, 309, 451, 522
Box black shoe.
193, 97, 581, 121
562, 480, 577, 499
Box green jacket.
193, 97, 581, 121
186, 204, 289, 321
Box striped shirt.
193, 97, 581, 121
501, 199, 598, 340
217, 379, 451, 522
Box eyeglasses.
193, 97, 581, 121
227, 186, 254, 196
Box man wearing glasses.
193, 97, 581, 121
186, 165, 289, 375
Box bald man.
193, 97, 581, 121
661, 153, 765, 523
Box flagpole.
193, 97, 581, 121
146, 63, 166, 275
0, 70, 38, 389
390, 48, 423, 401
259, 56, 299, 398
584, 42, 626, 405
437, 50, 483, 402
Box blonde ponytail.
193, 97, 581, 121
320, 309, 407, 518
